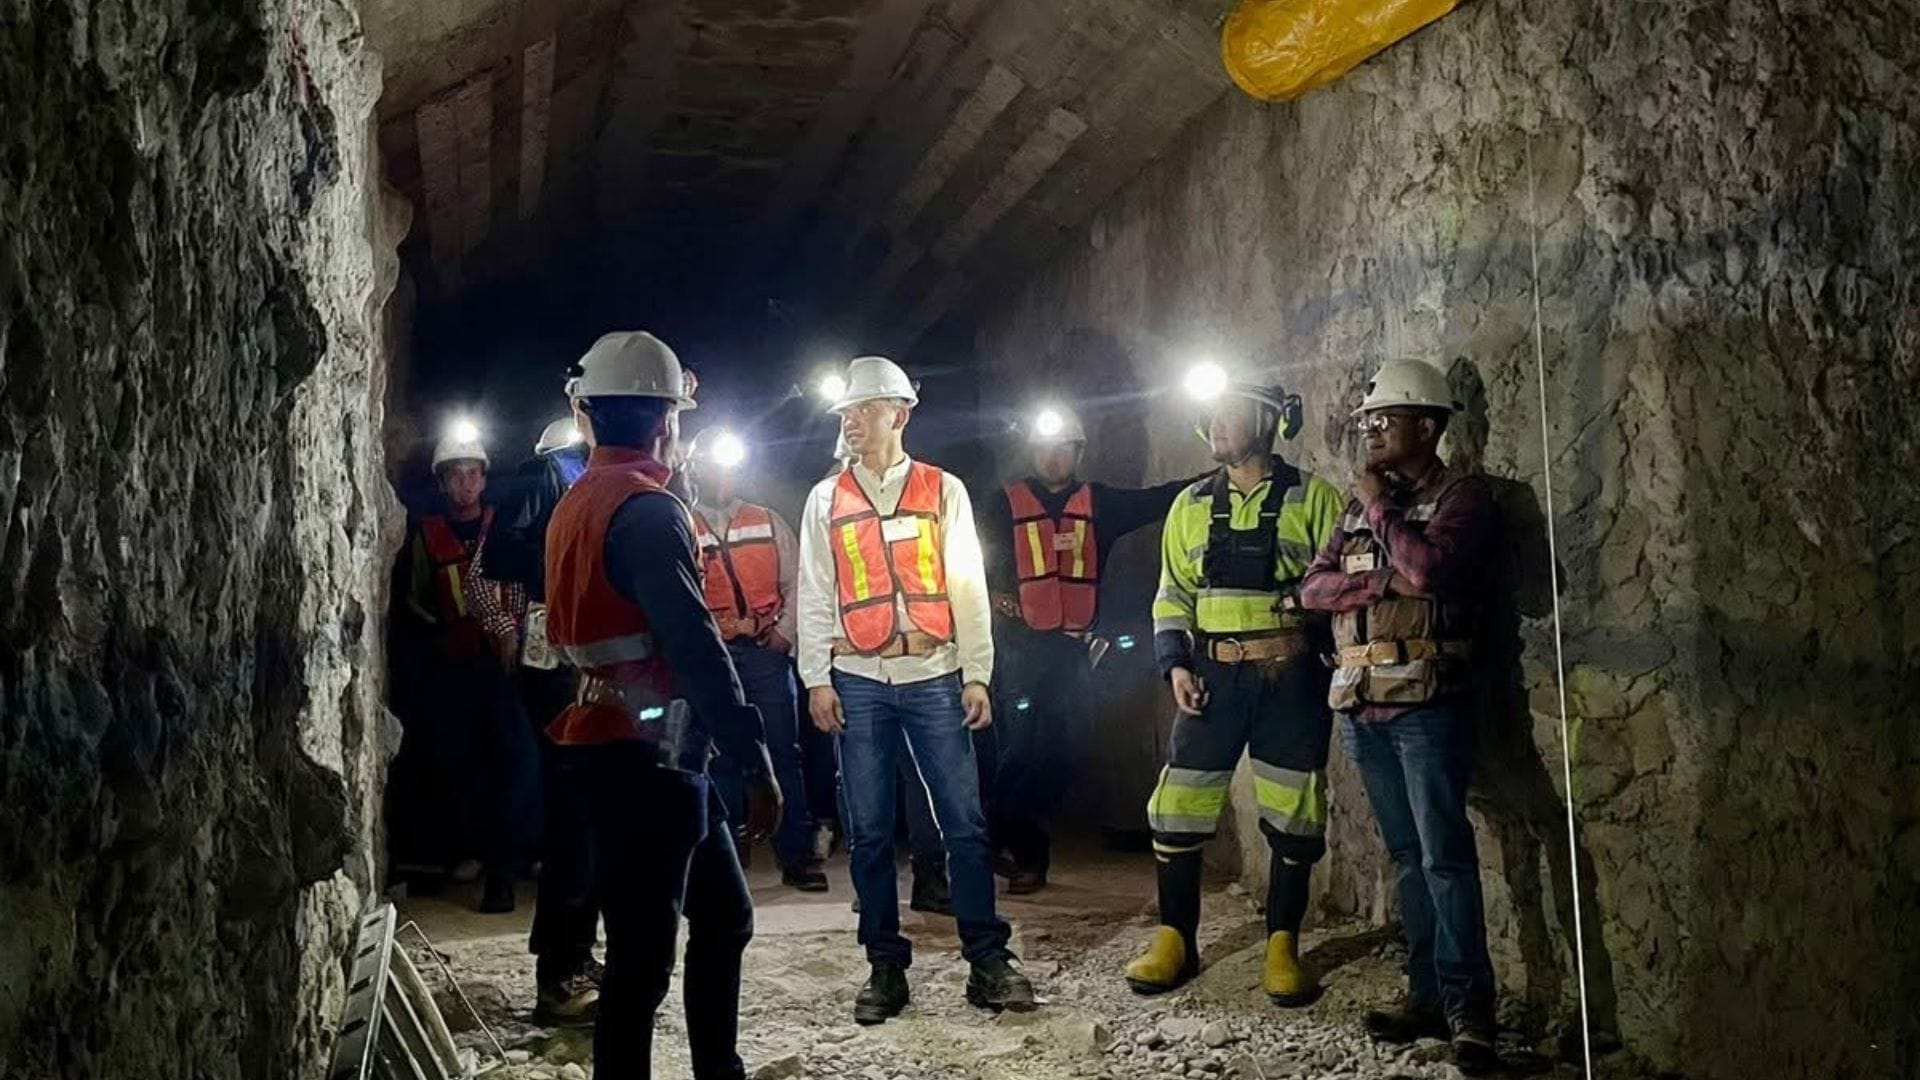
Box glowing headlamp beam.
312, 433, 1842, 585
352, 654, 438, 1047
1183, 361, 1228, 403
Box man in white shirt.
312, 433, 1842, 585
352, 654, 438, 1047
798, 356, 1036, 1025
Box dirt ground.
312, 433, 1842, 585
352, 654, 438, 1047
396, 845, 1589, 1080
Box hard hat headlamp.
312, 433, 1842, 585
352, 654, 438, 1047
709, 431, 747, 469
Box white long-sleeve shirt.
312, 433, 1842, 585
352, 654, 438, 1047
693, 498, 799, 645
797, 454, 994, 690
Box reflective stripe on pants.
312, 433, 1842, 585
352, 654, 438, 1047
1144, 654, 1334, 864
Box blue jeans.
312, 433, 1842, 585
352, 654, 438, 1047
834, 670, 1011, 967
1342, 702, 1496, 1021
712, 642, 814, 867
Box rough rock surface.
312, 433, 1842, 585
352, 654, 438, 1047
403, 870, 1580, 1080
0, 0, 404, 1075
969, 1, 1920, 1077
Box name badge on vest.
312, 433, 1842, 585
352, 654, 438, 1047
882, 517, 921, 543
1344, 552, 1379, 574
1052, 533, 1078, 551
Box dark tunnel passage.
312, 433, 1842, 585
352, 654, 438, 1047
3, 0, 1918, 1078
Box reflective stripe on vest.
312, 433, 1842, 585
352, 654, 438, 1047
692, 503, 784, 625
1327, 470, 1472, 711
1005, 480, 1099, 632
421, 508, 493, 623
543, 450, 680, 745
1150, 469, 1330, 636
828, 463, 954, 654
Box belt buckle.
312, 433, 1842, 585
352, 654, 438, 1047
1218, 636, 1243, 663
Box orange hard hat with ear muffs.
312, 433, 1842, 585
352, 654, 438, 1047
1193, 382, 1303, 444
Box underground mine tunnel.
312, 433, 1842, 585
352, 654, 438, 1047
3, 0, 1918, 1078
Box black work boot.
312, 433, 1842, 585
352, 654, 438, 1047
781, 860, 830, 892
1006, 867, 1048, 895
478, 874, 516, 914
533, 969, 600, 1026
1450, 1010, 1500, 1074
1363, 999, 1452, 1044
854, 963, 910, 1025
909, 866, 953, 915
965, 955, 1037, 1012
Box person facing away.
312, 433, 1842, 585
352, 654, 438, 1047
543, 330, 781, 1080
796, 355, 1036, 1025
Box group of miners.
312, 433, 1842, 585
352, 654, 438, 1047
388, 329, 1505, 1078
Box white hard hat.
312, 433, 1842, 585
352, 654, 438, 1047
1028, 405, 1087, 445
567, 331, 697, 408
432, 435, 488, 469
534, 417, 581, 455
1354, 359, 1457, 415
829, 355, 918, 412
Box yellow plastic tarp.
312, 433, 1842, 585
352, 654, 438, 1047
1221, 0, 1459, 102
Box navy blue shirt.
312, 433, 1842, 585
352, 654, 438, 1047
603, 491, 768, 776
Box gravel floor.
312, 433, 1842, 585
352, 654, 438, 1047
398, 853, 1593, 1080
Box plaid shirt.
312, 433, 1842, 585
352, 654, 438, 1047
469, 534, 529, 643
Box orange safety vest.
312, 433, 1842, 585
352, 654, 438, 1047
1005, 481, 1100, 632
693, 503, 784, 638
421, 508, 493, 655
543, 448, 682, 746
828, 463, 955, 654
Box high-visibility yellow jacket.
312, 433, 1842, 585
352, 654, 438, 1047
1151, 458, 1344, 672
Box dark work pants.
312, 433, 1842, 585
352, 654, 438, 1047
580, 744, 752, 1080
990, 632, 1091, 873
711, 642, 814, 867
1147, 656, 1332, 940
418, 650, 536, 874
522, 666, 598, 980
1342, 701, 1496, 1023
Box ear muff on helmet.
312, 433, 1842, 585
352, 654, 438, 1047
1279, 394, 1303, 440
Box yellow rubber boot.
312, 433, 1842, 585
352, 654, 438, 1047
1263, 931, 1320, 1007
1124, 927, 1195, 995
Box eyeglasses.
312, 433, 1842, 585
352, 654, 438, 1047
1354, 412, 1418, 434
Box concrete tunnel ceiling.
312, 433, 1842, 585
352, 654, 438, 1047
366, 0, 1239, 358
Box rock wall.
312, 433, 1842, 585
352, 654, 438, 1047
0, 0, 404, 1075
970, 0, 1920, 1076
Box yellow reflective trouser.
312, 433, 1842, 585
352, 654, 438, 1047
1145, 655, 1333, 864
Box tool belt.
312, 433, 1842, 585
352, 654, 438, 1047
1334, 639, 1472, 667
831, 630, 944, 659
574, 678, 708, 769
1202, 630, 1310, 665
